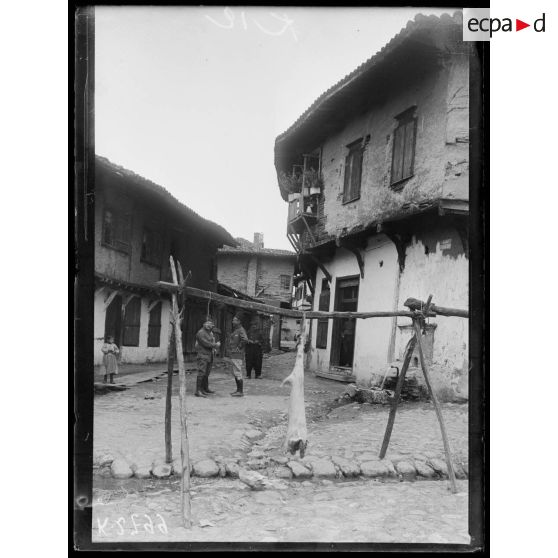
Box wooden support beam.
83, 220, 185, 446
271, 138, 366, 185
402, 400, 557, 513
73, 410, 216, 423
336, 238, 365, 278
413, 317, 458, 493
385, 232, 411, 273
307, 253, 331, 284
147, 299, 160, 313
103, 290, 118, 310
301, 215, 317, 246
169, 257, 192, 528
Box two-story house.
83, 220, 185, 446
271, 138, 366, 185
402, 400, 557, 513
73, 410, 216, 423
217, 233, 298, 348
94, 156, 236, 366
274, 13, 474, 401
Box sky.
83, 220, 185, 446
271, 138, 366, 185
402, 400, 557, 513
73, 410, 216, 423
95, 6, 454, 250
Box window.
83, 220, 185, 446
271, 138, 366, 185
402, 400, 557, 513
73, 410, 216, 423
141, 226, 162, 267
280, 275, 291, 291
147, 301, 162, 347
316, 278, 331, 349
343, 140, 364, 203
122, 297, 141, 346
391, 108, 417, 187
103, 208, 131, 251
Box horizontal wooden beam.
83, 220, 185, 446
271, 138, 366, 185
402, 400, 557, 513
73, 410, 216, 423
155, 282, 469, 320
157, 282, 301, 318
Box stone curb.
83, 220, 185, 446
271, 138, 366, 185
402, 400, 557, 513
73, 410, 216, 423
96, 453, 468, 483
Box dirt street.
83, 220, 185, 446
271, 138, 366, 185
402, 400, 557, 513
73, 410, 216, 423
92, 351, 470, 544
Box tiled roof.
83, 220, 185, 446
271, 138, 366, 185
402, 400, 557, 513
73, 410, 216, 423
275, 11, 462, 145
96, 155, 237, 247
219, 237, 296, 258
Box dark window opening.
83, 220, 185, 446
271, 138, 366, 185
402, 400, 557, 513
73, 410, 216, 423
103, 208, 131, 252
391, 108, 417, 187
147, 301, 162, 347
122, 297, 141, 347
343, 140, 364, 204
141, 227, 162, 267
280, 275, 291, 291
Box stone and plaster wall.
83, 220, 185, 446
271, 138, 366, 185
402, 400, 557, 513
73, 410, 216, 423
302, 54, 469, 242
308, 228, 468, 401
217, 254, 295, 302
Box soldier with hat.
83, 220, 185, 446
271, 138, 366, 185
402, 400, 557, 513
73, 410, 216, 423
194, 318, 220, 397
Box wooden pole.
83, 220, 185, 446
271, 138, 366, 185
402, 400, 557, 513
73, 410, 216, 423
281, 314, 308, 457
379, 295, 433, 459
379, 335, 417, 459
413, 317, 458, 493
169, 256, 192, 528
164, 328, 175, 464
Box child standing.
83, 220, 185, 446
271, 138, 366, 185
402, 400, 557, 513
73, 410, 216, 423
101, 336, 120, 384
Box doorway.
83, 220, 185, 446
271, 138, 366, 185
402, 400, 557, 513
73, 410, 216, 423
104, 294, 123, 345
330, 276, 359, 368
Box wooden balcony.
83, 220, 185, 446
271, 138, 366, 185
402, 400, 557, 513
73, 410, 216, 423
287, 196, 317, 234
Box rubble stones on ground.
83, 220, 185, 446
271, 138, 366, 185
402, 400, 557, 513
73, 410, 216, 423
246, 458, 269, 471
453, 461, 467, 479
331, 456, 361, 477
238, 469, 266, 490
309, 460, 336, 478
272, 466, 293, 479
225, 461, 241, 479
395, 460, 417, 481
110, 458, 134, 479
287, 461, 312, 479
427, 458, 448, 477
193, 459, 220, 478
152, 462, 172, 478
357, 452, 377, 463
253, 491, 283, 505
414, 461, 437, 479
134, 466, 152, 479
244, 429, 265, 442
360, 460, 392, 478
270, 455, 289, 465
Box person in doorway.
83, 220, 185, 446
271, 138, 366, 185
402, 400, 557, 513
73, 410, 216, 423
245, 322, 264, 379
101, 336, 119, 384
194, 319, 221, 398
226, 315, 249, 396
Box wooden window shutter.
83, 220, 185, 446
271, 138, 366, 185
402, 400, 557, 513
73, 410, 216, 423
402, 119, 416, 179
351, 148, 363, 200
147, 301, 162, 347
316, 320, 328, 349
391, 126, 405, 184
123, 297, 141, 346
343, 154, 351, 202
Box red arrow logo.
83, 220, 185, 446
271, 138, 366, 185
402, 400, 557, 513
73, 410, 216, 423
516, 19, 530, 31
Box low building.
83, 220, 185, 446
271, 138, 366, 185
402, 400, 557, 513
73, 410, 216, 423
274, 13, 474, 400
216, 233, 298, 348
94, 156, 236, 365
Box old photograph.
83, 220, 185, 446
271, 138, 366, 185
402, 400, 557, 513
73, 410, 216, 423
74, 5, 485, 550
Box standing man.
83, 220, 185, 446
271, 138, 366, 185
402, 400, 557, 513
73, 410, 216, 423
245, 322, 264, 379
194, 319, 220, 398
227, 315, 248, 397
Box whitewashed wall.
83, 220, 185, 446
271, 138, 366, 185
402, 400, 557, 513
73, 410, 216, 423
93, 290, 172, 366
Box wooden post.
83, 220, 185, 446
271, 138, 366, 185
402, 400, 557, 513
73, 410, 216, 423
379, 334, 417, 459
379, 295, 433, 459
281, 314, 308, 457
164, 328, 175, 464
169, 256, 192, 528
413, 317, 458, 493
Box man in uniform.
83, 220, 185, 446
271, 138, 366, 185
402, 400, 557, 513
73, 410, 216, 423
194, 319, 220, 397
227, 315, 249, 397
245, 321, 264, 379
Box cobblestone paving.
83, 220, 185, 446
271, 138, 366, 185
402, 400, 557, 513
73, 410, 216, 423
92, 477, 469, 543
93, 352, 470, 544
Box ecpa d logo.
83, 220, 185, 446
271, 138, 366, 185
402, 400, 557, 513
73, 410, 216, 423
463, 8, 546, 41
